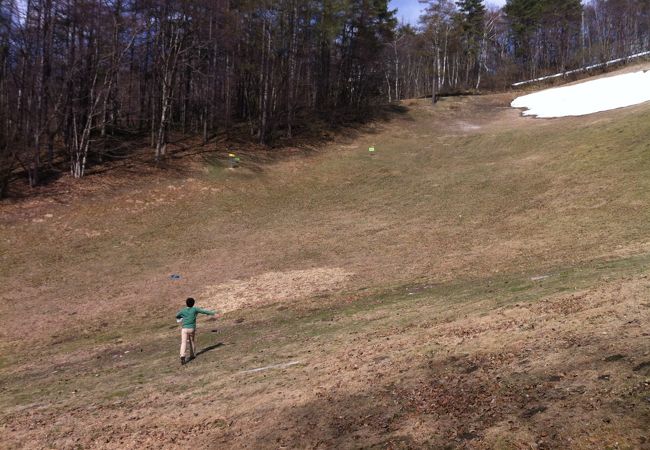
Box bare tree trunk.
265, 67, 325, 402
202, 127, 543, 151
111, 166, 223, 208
431, 47, 437, 105
155, 17, 184, 163
393, 40, 399, 101
287, 1, 298, 138
385, 72, 392, 102
259, 19, 271, 144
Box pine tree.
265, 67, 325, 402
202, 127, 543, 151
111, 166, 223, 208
456, 0, 486, 38
505, 0, 581, 73
504, 0, 542, 63
455, 0, 486, 86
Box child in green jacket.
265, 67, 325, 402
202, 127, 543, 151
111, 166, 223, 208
176, 297, 216, 365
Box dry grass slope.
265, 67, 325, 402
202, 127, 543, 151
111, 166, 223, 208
1, 65, 649, 449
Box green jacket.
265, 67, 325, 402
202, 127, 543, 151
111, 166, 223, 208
175, 306, 215, 329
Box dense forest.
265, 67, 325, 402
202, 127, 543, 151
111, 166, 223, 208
0, 0, 648, 196
392, 0, 650, 99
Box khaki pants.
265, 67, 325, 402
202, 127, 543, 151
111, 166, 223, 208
180, 328, 196, 357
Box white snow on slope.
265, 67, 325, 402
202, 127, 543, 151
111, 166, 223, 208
511, 70, 650, 118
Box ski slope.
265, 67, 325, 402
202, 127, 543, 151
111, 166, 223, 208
512, 69, 650, 118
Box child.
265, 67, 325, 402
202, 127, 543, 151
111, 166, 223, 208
175, 297, 217, 365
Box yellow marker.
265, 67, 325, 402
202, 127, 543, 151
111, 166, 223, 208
369, 147, 375, 153
228, 153, 236, 157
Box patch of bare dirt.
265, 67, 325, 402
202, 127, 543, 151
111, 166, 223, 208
201, 267, 353, 312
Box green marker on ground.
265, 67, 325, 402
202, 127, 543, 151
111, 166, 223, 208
369, 146, 375, 153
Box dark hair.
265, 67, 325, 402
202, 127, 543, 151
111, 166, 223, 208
186, 297, 195, 307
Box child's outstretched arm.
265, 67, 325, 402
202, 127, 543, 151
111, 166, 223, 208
196, 307, 216, 316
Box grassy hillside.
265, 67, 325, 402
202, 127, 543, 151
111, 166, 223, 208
1, 73, 649, 449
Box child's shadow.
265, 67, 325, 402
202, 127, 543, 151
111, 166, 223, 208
195, 342, 224, 357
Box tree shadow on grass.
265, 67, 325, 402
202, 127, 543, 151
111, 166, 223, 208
242, 331, 650, 449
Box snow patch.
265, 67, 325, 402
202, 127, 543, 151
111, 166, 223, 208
512, 70, 650, 118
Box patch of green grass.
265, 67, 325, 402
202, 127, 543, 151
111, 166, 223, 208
103, 389, 132, 400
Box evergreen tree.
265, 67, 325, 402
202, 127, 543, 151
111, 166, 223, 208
504, 0, 542, 63
505, 0, 581, 73
455, 0, 486, 85
456, 0, 486, 39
